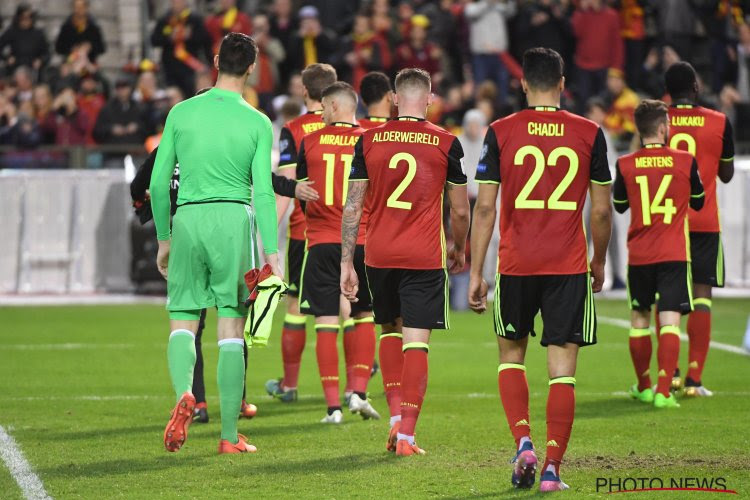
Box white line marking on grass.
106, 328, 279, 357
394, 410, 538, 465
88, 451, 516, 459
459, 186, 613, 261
0, 344, 134, 350
0, 425, 52, 500
598, 316, 749, 357
0, 395, 163, 402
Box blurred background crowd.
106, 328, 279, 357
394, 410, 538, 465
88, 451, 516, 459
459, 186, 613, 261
2, 0, 750, 168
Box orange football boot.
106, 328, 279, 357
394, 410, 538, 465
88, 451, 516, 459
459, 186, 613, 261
386, 421, 401, 452
395, 439, 426, 456
164, 392, 196, 452
239, 401, 257, 419
218, 433, 258, 454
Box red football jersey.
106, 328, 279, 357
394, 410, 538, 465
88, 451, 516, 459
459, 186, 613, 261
668, 105, 733, 233
614, 145, 704, 265
350, 117, 467, 269
358, 116, 389, 130
297, 123, 367, 247
278, 111, 325, 240
476, 107, 612, 275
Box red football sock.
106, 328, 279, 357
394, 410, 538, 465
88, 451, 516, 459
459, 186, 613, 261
315, 327, 340, 408
379, 334, 404, 417
342, 319, 356, 393
281, 314, 306, 390
628, 328, 652, 391
686, 308, 711, 383
656, 326, 681, 397
542, 379, 575, 476
498, 364, 530, 447
399, 346, 428, 437
351, 318, 376, 394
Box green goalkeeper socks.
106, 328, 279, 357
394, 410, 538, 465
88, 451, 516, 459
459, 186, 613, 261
218, 339, 245, 444
167, 330, 197, 402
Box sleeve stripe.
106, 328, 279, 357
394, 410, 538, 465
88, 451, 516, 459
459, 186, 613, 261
476, 180, 500, 185
348, 178, 369, 182
720, 157, 734, 162
278, 163, 297, 170
691, 192, 705, 198
297, 177, 308, 182
613, 199, 628, 204
591, 179, 613, 185
446, 181, 468, 186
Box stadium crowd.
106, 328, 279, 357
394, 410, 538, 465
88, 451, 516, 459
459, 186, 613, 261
1, 0, 750, 156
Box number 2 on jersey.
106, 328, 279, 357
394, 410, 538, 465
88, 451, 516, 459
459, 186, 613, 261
386, 152, 417, 210
635, 175, 676, 225
514, 146, 579, 210
322, 153, 353, 206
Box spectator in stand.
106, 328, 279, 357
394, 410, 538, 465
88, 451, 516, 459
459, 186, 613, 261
55, 0, 106, 65
601, 68, 639, 149
396, 1, 415, 41
335, 12, 391, 91
0, 94, 40, 147
619, 0, 646, 90
33, 84, 55, 144
638, 44, 681, 99
458, 108, 487, 206
287, 6, 337, 73
133, 69, 166, 136
371, 0, 401, 50
93, 77, 146, 146
0, 4, 49, 76
735, 22, 750, 102
248, 13, 285, 115
395, 15, 443, 85
151, 0, 212, 98
76, 74, 106, 144
700, 0, 745, 93
515, 0, 573, 72
13, 66, 34, 103
429, 0, 469, 84
464, 0, 516, 105
571, 0, 624, 113
439, 84, 469, 132
205, 0, 252, 59
269, 0, 298, 87
654, 0, 698, 61
46, 86, 90, 146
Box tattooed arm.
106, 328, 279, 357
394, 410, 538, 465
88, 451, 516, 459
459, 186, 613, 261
340, 179, 368, 302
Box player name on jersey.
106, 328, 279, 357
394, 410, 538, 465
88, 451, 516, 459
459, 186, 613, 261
635, 156, 674, 168
671, 116, 704, 127
372, 130, 440, 145
302, 122, 325, 134
319, 134, 359, 146
527, 122, 564, 137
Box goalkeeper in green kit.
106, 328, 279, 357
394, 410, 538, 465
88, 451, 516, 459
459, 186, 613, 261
149, 33, 280, 455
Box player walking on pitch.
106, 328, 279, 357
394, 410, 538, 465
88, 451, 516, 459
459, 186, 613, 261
296, 82, 379, 423
613, 100, 705, 408
662, 62, 734, 396
266, 63, 337, 403
341, 68, 471, 456
469, 48, 612, 491
150, 33, 280, 454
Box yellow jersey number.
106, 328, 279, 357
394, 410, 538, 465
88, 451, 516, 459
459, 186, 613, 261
670, 133, 697, 156
386, 152, 417, 210
634, 175, 676, 225
322, 153, 353, 206
514, 145, 579, 210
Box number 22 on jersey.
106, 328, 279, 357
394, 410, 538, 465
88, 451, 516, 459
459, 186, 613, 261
514, 145, 579, 210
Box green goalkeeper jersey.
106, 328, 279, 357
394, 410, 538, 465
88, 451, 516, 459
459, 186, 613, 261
149, 87, 278, 254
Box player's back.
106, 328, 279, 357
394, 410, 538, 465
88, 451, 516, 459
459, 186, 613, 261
485, 107, 609, 275
298, 123, 364, 246
171, 87, 270, 205
357, 117, 464, 270
280, 111, 326, 240
668, 105, 730, 232
617, 146, 695, 265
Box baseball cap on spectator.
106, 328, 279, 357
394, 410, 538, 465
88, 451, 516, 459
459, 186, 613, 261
299, 5, 319, 19
411, 14, 430, 29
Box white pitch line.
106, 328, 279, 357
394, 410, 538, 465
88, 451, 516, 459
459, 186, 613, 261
0, 425, 52, 500
598, 315, 749, 357
0, 344, 134, 350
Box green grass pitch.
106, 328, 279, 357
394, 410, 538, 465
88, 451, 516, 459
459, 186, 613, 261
0, 298, 748, 498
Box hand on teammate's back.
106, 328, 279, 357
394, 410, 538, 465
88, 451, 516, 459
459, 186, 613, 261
340, 262, 359, 302
156, 240, 170, 279
295, 180, 319, 202
468, 275, 488, 314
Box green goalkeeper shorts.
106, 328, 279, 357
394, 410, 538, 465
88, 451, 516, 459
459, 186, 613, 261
167, 202, 259, 318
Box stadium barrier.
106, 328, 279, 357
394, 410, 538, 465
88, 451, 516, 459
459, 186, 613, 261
0, 160, 749, 294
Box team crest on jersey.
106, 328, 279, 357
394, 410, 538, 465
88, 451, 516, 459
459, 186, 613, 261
477, 163, 487, 173
279, 139, 289, 152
